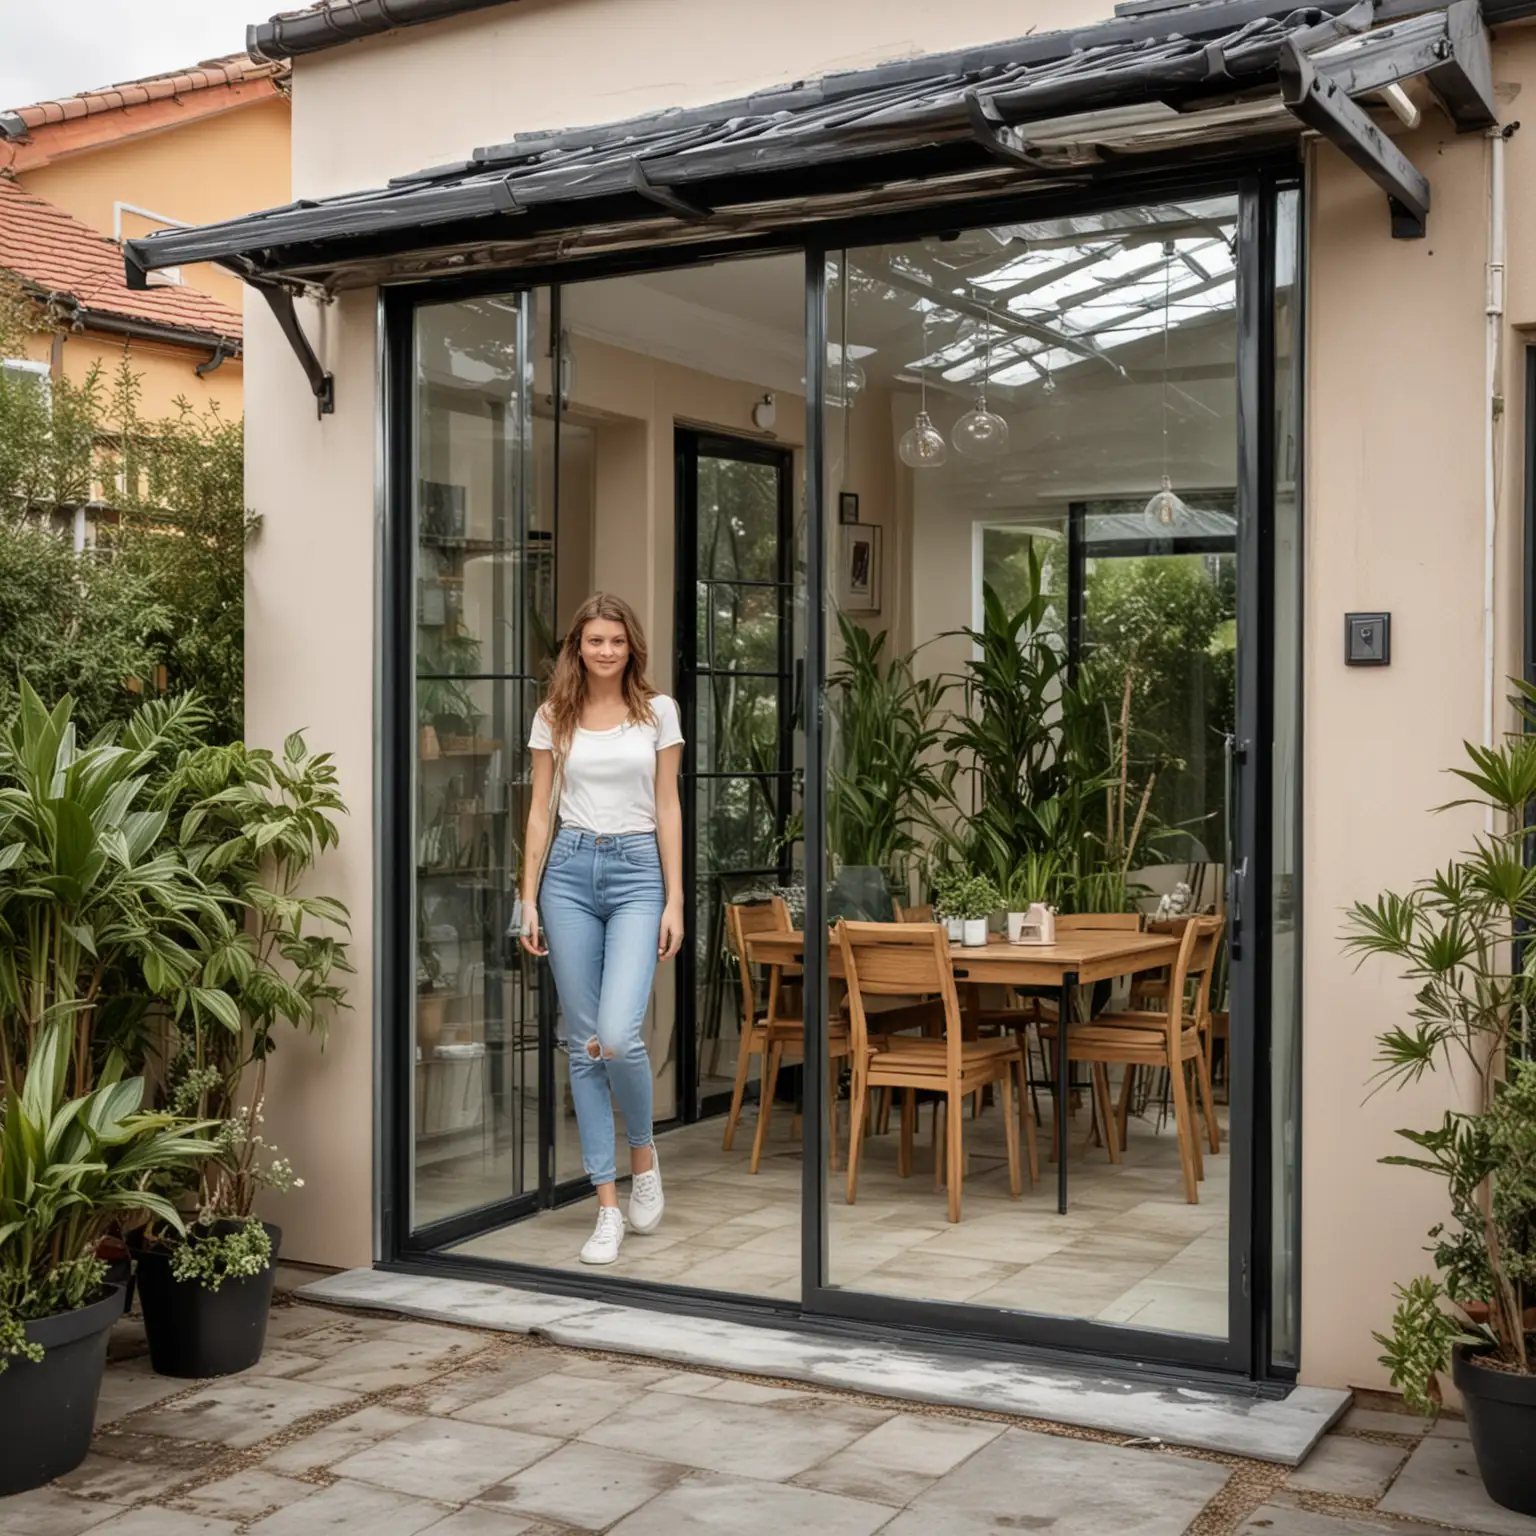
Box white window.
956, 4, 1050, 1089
1, 356, 51, 395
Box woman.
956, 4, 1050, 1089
519, 593, 685, 1265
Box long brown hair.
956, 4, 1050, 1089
541, 593, 658, 754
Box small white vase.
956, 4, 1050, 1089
962, 918, 989, 948
1006, 911, 1027, 945
945, 916, 964, 943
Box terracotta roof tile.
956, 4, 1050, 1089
0, 179, 242, 342
2, 55, 287, 140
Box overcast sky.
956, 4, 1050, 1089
2, 1, 262, 111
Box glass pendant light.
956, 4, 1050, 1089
952, 306, 1009, 459
899, 308, 948, 469
828, 347, 867, 407
1144, 240, 1192, 532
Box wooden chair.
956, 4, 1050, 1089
723, 900, 852, 1174
1038, 917, 1219, 1203
837, 921, 1037, 1222
1115, 915, 1224, 1155
897, 903, 934, 923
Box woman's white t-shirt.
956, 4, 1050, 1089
529, 696, 683, 835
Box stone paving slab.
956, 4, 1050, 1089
886, 1425, 1231, 1536
1236, 1504, 1476, 1535
1285, 1435, 1409, 1500
1379, 1437, 1536, 1535
2, 1298, 1520, 1536
300, 1268, 1349, 1464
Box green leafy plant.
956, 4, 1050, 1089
826, 615, 950, 877
0, 286, 255, 742
1005, 851, 1062, 912
950, 875, 1000, 923
0, 683, 232, 1098
1344, 681, 1536, 1408
148, 730, 352, 1271
0, 1012, 216, 1368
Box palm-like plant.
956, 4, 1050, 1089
0, 1011, 216, 1365
1343, 681, 1536, 1406
826, 615, 951, 876
0, 683, 231, 1098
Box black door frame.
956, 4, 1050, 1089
673, 428, 798, 1125
377, 157, 1302, 1384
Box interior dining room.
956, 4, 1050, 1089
408, 186, 1300, 1356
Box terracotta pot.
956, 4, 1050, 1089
418, 725, 441, 760
1458, 1300, 1536, 1331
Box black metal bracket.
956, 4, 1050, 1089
1314, 0, 1496, 132
964, 90, 1051, 169
629, 158, 711, 221
1280, 37, 1430, 238
254, 282, 335, 416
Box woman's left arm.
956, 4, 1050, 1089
655, 742, 684, 961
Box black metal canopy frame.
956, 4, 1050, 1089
128, 0, 1496, 414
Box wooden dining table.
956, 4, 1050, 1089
745, 927, 1184, 1214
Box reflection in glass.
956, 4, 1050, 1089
411, 295, 553, 1233
821, 197, 1241, 1338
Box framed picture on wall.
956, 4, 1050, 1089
838, 490, 860, 525
840, 523, 882, 613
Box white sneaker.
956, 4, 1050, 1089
628, 1146, 664, 1235
580, 1206, 625, 1265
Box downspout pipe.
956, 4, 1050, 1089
1485, 123, 1508, 816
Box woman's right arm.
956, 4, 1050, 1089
520, 747, 554, 956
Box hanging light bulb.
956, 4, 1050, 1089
1144, 241, 1191, 533
953, 389, 1008, 458
899, 410, 948, 468
1040, 362, 1057, 396
952, 303, 1008, 458
899, 307, 947, 469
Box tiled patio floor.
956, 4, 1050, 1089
3, 1293, 1528, 1536
452, 1094, 1229, 1336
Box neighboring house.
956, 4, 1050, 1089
124, 0, 1532, 1411
1, 54, 290, 317
0, 178, 243, 422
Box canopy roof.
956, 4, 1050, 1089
126, 0, 1493, 303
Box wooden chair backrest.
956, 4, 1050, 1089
725, 898, 790, 1028
1056, 911, 1145, 932
898, 903, 935, 924
836, 920, 961, 1072
1186, 915, 1225, 1026
1151, 915, 1205, 1051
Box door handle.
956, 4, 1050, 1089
1224, 733, 1249, 961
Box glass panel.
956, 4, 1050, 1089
698, 582, 782, 673
412, 295, 536, 1233
699, 455, 782, 582
1269, 187, 1304, 1371
821, 198, 1240, 1339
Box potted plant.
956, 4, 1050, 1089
932, 870, 966, 942
826, 616, 950, 922
954, 874, 1000, 948
0, 1015, 216, 1494
1005, 852, 1060, 945
133, 729, 351, 1378
1344, 689, 1536, 1514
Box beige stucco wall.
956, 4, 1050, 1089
289, 0, 1117, 199
1296, 27, 1531, 1391
247, 0, 1536, 1392
246, 287, 378, 1269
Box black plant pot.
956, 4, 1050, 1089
0, 1284, 123, 1496
102, 1256, 135, 1315
134, 1221, 281, 1379
1453, 1344, 1536, 1516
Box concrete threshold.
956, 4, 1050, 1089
297, 1266, 1349, 1465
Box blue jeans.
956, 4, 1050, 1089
539, 827, 663, 1187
